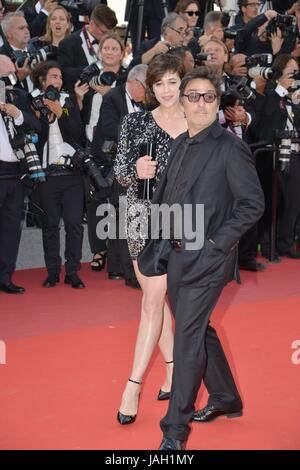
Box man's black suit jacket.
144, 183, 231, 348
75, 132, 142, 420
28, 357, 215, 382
57, 29, 91, 91
147, 121, 265, 287
92, 84, 129, 160
35, 94, 84, 160
24, 8, 48, 38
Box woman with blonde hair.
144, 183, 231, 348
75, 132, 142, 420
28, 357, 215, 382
29, 6, 72, 60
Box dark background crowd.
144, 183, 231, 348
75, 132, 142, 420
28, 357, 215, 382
0, 0, 300, 294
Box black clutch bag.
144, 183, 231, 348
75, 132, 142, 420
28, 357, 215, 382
137, 141, 156, 200
137, 238, 171, 277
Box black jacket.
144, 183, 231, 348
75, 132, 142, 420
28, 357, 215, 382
35, 93, 84, 161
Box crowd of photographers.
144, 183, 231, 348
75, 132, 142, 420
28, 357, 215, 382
0, 0, 300, 294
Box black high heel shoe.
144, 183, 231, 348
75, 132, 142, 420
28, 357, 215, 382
90, 251, 107, 271
117, 378, 141, 425
157, 360, 173, 401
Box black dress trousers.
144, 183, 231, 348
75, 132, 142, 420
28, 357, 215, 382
160, 249, 242, 441
38, 173, 84, 275
0, 162, 25, 284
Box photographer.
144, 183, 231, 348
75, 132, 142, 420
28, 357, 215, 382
129, 12, 188, 68
233, 2, 296, 56
0, 54, 41, 294
57, 4, 118, 92
31, 60, 87, 288
74, 32, 127, 145
253, 53, 300, 258
0, 11, 35, 92
29, 5, 72, 62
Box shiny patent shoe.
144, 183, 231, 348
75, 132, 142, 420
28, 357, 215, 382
117, 378, 141, 425
157, 360, 173, 401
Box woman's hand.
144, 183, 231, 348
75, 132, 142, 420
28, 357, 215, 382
136, 155, 157, 180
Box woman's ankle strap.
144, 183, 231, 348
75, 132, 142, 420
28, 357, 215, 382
128, 378, 142, 385
165, 360, 173, 364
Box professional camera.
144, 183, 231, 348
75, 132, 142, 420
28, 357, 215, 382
0, 73, 17, 87
10, 132, 46, 182
195, 52, 212, 65
11, 46, 53, 70
30, 86, 60, 121
191, 26, 203, 39
72, 148, 114, 193
79, 60, 117, 88
245, 53, 272, 69
266, 14, 297, 39
245, 54, 275, 80
221, 76, 255, 109
275, 129, 300, 173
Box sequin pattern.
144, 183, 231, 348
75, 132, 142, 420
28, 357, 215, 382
114, 111, 172, 259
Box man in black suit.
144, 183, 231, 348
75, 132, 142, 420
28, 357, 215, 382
139, 66, 264, 450
0, 11, 35, 92
31, 60, 86, 289
91, 64, 147, 287
129, 12, 188, 68
0, 55, 41, 294
57, 3, 117, 91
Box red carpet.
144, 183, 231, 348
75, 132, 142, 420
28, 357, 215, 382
0, 260, 300, 450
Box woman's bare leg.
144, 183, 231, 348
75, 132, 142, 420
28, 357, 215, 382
118, 260, 174, 416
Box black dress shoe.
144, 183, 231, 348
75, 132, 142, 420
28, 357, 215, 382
239, 260, 266, 271
193, 404, 243, 423
157, 389, 171, 401
159, 437, 186, 450
117, 411, 136, 425
108, 272, 124, 280
0, 282, 25, 294
64, 274, 85, 289
43, 274, 59, 288
125, 279, 141, 289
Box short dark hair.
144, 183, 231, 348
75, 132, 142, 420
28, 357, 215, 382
179, 66, 222, 97
146, 53, 185, 105
272, 53, 298, 73
91, 4, 117, 30
238, 0, 249, 10
31, 61, 62, 89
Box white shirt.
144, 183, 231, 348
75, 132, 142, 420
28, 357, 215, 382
0, 112, 24, 162
80, 29, 99, 65
42, 94, 75, 167
86, 81, 117, 143
125, 86, 142, 114
35, 1, 49, 16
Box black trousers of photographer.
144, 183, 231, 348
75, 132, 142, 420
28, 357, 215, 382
0, 162, 25, 285
38, 172, 85, 276
277, 154, 300, 254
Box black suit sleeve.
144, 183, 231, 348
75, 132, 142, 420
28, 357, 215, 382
211, 138, 265, 254
57, 37, 86, 91
92, 90, 124, 160
25, 10, 48, 38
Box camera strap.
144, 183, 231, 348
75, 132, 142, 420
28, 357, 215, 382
82, 27, 98, 61
1, 110, 17, 143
